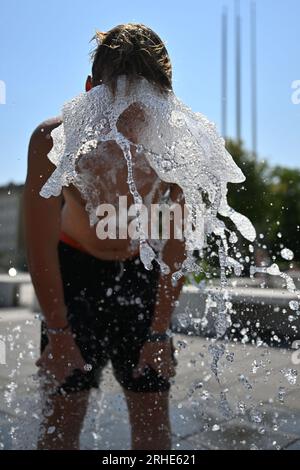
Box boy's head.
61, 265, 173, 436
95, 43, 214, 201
86, 23, 172, 93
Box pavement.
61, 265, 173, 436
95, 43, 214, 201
1, 307, 300, 450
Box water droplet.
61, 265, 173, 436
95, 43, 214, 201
47, 426, 56, 434
249, 408, 263, 423
289, 301, 299, 311
212, 424, 220, 432
239, 374, 253, 390
280, 368, 297, 385
226, 352, 234, 363
8, 267, 17, 277
278, 386, 287, 403
281, 248, 294, 261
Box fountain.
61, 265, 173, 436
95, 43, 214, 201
2, 75, 299, 450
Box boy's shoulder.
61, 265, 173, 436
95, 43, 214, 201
31, 116, 62, 143
28, 117, 63, 168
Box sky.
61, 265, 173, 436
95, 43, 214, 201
0, 0, 299, 185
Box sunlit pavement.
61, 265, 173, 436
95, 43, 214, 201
1, 308, 300, 450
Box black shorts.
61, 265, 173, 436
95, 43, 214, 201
41, 240, 177, 394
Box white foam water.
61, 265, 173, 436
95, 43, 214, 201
38, 75, 258, 419
40, 75, 256, 281
37, 75, 300, 443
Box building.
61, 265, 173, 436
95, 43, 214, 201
0, 183, 26, 271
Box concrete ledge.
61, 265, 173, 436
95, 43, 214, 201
172, 285, 300, 344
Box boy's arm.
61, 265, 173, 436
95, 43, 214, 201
24, 120, 86, 383
23, 119, 68, 329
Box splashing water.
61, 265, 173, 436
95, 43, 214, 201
250, 263, 300, 304
38, 77, 259, 410
280, 368, 298, 385
278, 386, 286, 403
37, 75, 259, 421
40, 76, 256, 279
239, 374, 253, 391
36, 75, 300, 444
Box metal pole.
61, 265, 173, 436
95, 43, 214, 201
251, 0, 257, 158
221, 6, 228, 139
235, 0, 242, 143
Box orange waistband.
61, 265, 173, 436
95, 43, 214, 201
59, 231, 88, 253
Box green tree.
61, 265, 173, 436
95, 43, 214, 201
225, 139, 270, 233
225, 139, 300, 263
267, 166, 300, 261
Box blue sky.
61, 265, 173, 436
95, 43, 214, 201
0, 0, 299, 185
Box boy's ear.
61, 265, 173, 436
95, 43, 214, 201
85, 75, 93, 92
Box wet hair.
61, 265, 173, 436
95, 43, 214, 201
91, 23, 172, 94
